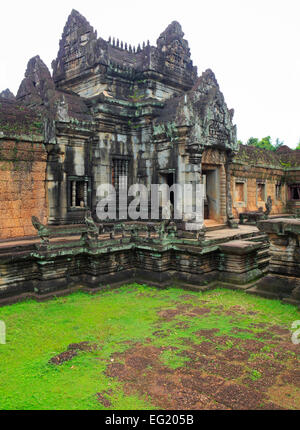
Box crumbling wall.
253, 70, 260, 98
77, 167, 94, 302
285, 169, 300, 215
230, 161, 286, 218
0, 140, 47, 239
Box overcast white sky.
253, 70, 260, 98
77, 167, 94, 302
1, 0, 300, 147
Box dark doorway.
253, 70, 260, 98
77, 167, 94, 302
202, 172, 209, 219
166, 173, 174, 205
202, 168, 220, 221
160, 172, 175, 205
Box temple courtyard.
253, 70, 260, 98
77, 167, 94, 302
0, 284, 299, 410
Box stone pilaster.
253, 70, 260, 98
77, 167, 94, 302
226, 150, 238, 228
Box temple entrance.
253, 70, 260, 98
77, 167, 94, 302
202, 167, 221, 223
158, 171, 176, 218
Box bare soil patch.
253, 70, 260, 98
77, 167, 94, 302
49, 349, 78, 365
96, 390, 112, 408
157, 303, 211, 321
105, 328, 299, 410
49, 341, 98, 365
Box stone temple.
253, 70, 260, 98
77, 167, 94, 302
1, 9, 300, 306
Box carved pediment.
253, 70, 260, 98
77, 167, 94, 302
208, 120, 229, 145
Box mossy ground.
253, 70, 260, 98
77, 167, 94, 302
0, 284, 299, 410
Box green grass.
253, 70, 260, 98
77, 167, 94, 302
0, 284, 299, 410
249, 369, 262, 381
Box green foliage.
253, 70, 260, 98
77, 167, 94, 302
246, 136, 284, 152
247, 137, 260, 147
249, 369, 262, 381
129, 90, 144, 102
280, 161, 292, 168
275, 138, 284, 150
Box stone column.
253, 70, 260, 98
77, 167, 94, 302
182, 141, 205, 236
225, 150, 238, 228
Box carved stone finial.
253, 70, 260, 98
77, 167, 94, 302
84, 210, 99, 240
32, 216, 50, 245
264, 196, 272, 217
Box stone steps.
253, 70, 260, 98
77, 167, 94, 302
205, 223, 227, 232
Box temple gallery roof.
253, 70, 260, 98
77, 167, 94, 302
15, 56, 92, 123
234, 144, 300, 168
0, 99, 43, 137
52, 9, 197, 89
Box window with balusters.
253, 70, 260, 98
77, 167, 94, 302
69, 178, 89, 208
112, 159, 129, 193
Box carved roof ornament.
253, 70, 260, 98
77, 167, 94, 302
0, 89, 15, 101
156, 21, 185, 48
153, 68, 237, 152
16, 55, 91, 124
17, 56, 56, 105
156, 21, 195, 77
52, 9, 98, 81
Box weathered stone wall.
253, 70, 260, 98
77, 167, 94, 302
4, 10, 300, 238
285, 169, 300, 215
0, 225, 267, 305
249, 218, 300, 305
230, 162, 286, 218
0, 140, 47, 239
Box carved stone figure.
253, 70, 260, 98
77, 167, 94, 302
264, 196, 272, 217
84, 210, 99, 239
32, 216, 50, 244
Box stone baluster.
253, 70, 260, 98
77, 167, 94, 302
84, 182, 88, 207
72, 181, 76, 207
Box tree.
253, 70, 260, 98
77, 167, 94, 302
247, 137, 260, 147
296, 139, 300, 150
247, 136, 273, 151
274, 138, 284, 150
246, 136, 284, 151
259, 136, 274, 151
